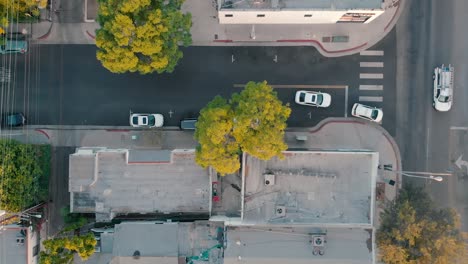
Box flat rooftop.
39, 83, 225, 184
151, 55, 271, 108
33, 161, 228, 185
242, 151, 378, 226
220, 0, 382, 10
0, 227, 27, 264
69, 148, 210, 220
224, 226, 373, 264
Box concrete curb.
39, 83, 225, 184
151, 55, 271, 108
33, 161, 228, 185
36, 21, 54, 40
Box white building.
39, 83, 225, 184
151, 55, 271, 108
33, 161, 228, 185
218, 0, 384, 24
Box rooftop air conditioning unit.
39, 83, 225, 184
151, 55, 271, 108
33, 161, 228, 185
264, 174, 275, 186
16, 237, 25, 245
275, 206, 286, 217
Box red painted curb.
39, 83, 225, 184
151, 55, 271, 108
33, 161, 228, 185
35, 129, 50, 139
277, 39, 368, 54
128, 161, 171, 164
86, 30, 96, 39
213, 39, 233, 43
37, 23, 53, 40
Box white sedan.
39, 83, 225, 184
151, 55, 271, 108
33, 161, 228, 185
351, 103, 383, 123
130, 113, 164, 128
295, 91, 331, 107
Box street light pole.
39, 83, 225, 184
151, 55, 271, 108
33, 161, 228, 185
379, 164, 448, 182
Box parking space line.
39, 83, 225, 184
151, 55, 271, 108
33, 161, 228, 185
344, 86, 349, 118
360, 62, 384, 68
359, 96, 383, 102
359, 73, 384, 79
233, 84, 347, 89
359, 50, 384, 56
359, 85, 383, 91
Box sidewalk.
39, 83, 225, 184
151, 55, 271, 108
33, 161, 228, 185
5, 117, 401, 202
23, 0, 405, 57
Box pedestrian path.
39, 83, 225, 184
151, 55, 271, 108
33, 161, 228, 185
358, 50, 385, 107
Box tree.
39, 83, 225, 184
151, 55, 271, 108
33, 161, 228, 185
96, 0, 192, 74
195, 81, 291, 175
377, 185, 466, 264
195, 96, 240, 175
231, 81, 291, 160
0, 140, 50, 212
0, 0, 43, 34
40, 233, 97, 264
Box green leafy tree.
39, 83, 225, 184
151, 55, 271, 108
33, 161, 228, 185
377, 185, 466, 264
195, 81, 291, 175
40, 233, 97, 264
0, 140, 49, 212
96, 0, 192, 74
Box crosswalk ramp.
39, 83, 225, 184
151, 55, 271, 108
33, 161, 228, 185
358, 50, 384, 104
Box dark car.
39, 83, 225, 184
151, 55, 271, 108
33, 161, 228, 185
2, 113, 26, 127
180, 118, 197, 130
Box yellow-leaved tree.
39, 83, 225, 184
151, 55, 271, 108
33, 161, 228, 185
377, 185, 466, 264
96, 0, 192, 74
0, 0, 42, 34
195, 81, 291, 175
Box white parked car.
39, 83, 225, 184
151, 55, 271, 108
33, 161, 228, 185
433, 64, 453, 112
295, 90, 331, 107
130, 113, 164, 128
351, 103, 383, 123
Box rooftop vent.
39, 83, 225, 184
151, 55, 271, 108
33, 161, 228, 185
264, 174, 275, 186
275, 206, 286, 217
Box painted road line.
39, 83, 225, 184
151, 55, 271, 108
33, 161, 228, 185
360, 62, 384, 68
233, 84, 347, 89
359, 96, 383, 102
344, 86, 349, 118
359, 50, 384, 56
359, 73, 384, 79
359, 85, 383, 91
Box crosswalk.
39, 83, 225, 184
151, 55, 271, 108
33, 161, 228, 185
358, 50, 385, 105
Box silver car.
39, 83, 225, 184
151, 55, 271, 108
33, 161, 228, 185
130, 113, 164, 128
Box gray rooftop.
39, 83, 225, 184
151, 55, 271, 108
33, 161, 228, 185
221, 0, 382, 10
69, 148, 210, 220
224, 226, 373, 264
112, 222, 178, 257
0, 227, 27, 264
242, 151, 378, 226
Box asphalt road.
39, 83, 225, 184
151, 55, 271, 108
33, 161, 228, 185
396, 0, 468, 231
3, 34, 396, 133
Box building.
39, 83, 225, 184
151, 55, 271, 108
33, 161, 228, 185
218, 0, 384, 24
0, 224, 40, 264
79, 221, 224, 264
69, 148, 211, 222
217, 150, 379, 263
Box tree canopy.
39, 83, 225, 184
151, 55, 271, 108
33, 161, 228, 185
40, 233, 97, 264
377, 185, 466, 264
0, 140, 50, 212
0, 0, 45, 34
96, 0, 192, 74
195, 81, 291, 175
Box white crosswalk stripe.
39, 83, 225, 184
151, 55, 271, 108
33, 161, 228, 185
360, 62, 384, 68
360, 73, 383, 79
359, 96, 383, 102
359, 85, 383, 91
359, 50, 384, 56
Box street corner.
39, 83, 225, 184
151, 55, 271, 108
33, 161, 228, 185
449, 127, 468, 182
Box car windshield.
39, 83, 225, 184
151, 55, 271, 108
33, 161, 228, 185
132, 116, 139, 124
299, 93, 305, 102
371, 110, 379, 120
316, 94, 323, 105
438, 96, 450, 103
147, 115, 155, 126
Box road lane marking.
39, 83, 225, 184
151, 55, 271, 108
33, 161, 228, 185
360, 62, 384, 67
359, 96, 383, 102
359, 85, 383, 91
359, 50, 384, 56
450, 126, 468, 130
360, 73, 384, 79
344, 86, 349, 117
233, 84, 347, 89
